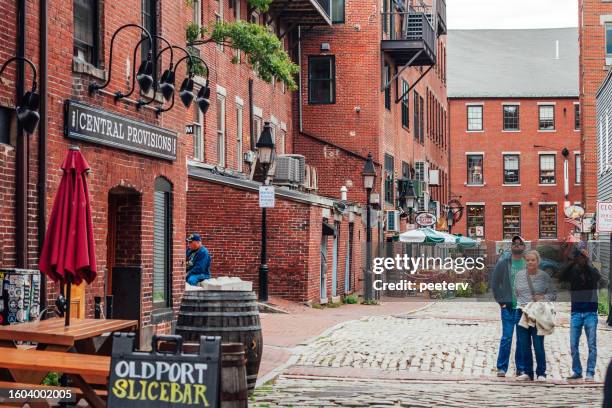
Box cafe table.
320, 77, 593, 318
0, 317, 138, 407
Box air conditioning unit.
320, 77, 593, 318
274, 156, 297, 184
386, 210, 400, 232
284, 154, 306, 184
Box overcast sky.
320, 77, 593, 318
447, 0, 578, 30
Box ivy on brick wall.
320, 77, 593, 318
186, 20, 299, 90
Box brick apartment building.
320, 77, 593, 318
579, 0, 612, 212
448, 28, 581, 244
294, 0, 449, 239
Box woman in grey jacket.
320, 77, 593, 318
515, 250, 556, 382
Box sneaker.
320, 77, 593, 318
585, 375, 595, 383
566, 373, 583, 381
516, 374, 531, 381
497, 370, 506, 377
536, 376, 546, 382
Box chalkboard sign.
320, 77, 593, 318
108, 333, 220, 408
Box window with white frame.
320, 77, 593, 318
574, 103, 580, 130
502, 205, 521, 240
575, 153, 581, 184
606, 23, 612, 60
467, 154, 484, 185
278, 129, 286, 155
236, 104, 243, 172
539, 105, 555, 130
253, 115, 262, 142
215, 0, 224, 51
503, 105, 519, 131
467, 205, 485, 239
216, 93, 226, 167
539, 154, 555, 184
503, 154, 519, 184
467, 105, 483, 131
193, 0, 202, 26
193, 104, 204, 161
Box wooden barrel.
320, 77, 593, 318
220, 343, 248, 408
176, 290, 263, 394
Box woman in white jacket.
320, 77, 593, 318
515, 250, 556, 382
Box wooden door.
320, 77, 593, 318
69, 282, 85, 318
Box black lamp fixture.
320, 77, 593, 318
0, 56, 40, 134
256, 122, 276, 303
256, 122, 275, 165
155, 49, 210, 116
135, 36, 176, 109
362, 153, 377, 302
88, 23, 153, 97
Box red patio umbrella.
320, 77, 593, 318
39, 146, 97, 325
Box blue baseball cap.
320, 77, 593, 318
186, 233, 201, 242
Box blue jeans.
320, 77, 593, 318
517, 324, 546, 378
570, 312, 598, 377
186, 273, 209, 286
496, 307, 524, 373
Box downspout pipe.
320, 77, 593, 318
38, 0, 48, 308
16, 0, 27, 269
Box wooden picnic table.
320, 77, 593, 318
0, 318, 138, 408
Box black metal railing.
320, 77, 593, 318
382, 11, 436, 53
436, 0, 447, 33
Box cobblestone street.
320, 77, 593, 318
252, 301, 612, 407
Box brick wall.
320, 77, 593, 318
186, 177, 364, 303
578, 0, 612, 211
449, 97, 581, 242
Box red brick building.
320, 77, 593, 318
0, 0, 196, 344
294, 0, 449, 239
449, 28, 581, 244
578, 0, 612, 212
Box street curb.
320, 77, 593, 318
255, 301, 436, 388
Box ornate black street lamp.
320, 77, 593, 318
362, 153, 377, 301
257, 122, 275, 302
88, 23, 153, 97
0, 56, 40, 134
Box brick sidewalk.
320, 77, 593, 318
258, 297, 429, 382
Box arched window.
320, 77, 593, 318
153, 177, 172, 308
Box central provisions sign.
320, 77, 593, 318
64, 100, 177, 160
108, 334, 220, 408
596, 201, 612, 232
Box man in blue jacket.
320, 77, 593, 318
186, 233, 211, 286
491, 235, 527, 378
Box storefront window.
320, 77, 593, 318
467, 205, 485, 239
502, 205, 520, 240
539, 204, 557, 239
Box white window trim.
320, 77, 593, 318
502, 184, 522, 187
280, 121, 287, 131
537, 102, 557, 106
538, 201, 558, 205
216, 93, 226, 168
538, 151, 557, 155
502, 202, 521, 205
235, 96, 244, 106
236, 103, 243, 172
465, 151, 485, 155
465, 102, 484, 106
216, 84, 227, 97
501, 102, 521, 106
466, 202, 485, 206
538, 183, 558, 187
253, 106, 263, 118
502, 151, 521, 155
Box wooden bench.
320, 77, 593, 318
0, 348, 110, 408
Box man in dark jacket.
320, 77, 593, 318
186, 233, 212, 286
560, 242, 601, 382
491, 235, 527, 377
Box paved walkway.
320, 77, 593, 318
253, 300, 611, 407
258, 297, 428, 381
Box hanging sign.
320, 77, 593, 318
64, 100, 177, 161
259, 185, 275, 208
596, 202, 612, 232
415, 212, 437, 227
108, 334, 220, 408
